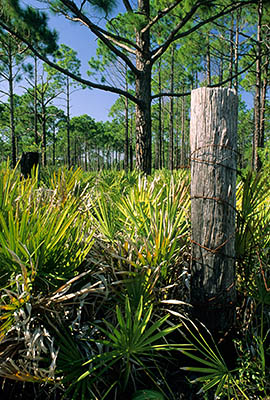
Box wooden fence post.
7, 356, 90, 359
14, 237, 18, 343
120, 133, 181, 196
190, 87, 238, 334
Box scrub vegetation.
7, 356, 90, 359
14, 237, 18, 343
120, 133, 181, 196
0, 163, 269, 399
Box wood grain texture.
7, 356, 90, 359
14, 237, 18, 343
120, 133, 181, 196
190, 87, 238, 333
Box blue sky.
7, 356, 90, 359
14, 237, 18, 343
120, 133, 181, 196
47, 6, 254, 119
16, 1, 253, 121
47, 12, 120, 121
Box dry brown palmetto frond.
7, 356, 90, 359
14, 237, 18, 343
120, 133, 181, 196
0, 261, 109, 387
0, 306, 58, 383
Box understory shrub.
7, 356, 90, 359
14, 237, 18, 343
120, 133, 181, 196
0, 164, 270, 399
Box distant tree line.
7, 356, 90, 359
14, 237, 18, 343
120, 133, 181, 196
0, 0, 269, 173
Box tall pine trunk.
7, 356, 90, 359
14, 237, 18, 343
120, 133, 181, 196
206, 36, 211, 86
259, 56, 269, 148
161, 97, 165, 168
234, 10, 240, 94
41, 97, 46, 167
8, 39, 16, 168
155, 57, 162, 170
124, 66, 129, 172
219, 55, 223, 84
84, 136, 88, 170
169, 45, 175, 171
124, 96, 129, 171
253, 0, 263, 171
34, 56, 38, 145
229, 14, 234, 89
135, 0, 152, 175
180, 93, 186, 167
52, 121, 56, 166
66, 76, 71, 169
130, 113, 134, 171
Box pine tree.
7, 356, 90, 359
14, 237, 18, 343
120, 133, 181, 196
0, 29, 31, 166
0, 0, 258, 174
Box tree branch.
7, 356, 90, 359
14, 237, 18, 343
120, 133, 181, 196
57, 0, 140, 75
141, 0, 185, 34
99, 33, 136, 55
151, 57, 257, 100
211, 19, 257, 44
0, 89, 9, 96
151, 90, 191, 100
44, 91, 62, 106
174, 1, 255, 40
122, 0, 133, 13
0, 19, 142, 106
151, 0, 206, 63
151, 0, 254, 64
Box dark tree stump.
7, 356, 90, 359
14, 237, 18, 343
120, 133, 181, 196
20, 152, 40, 179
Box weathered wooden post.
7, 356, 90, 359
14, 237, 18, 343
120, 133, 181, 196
190, 87, 238, 334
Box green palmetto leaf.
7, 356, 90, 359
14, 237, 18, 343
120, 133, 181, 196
116, 173, 189, 279
51, 325, 98, 400
0, 161, 36, 211
89, 191, 121, 243
125, 295, 133, 332
198, 375, 226, 393
171, 314, 248, 399
0, 166, 94, 290
94, 321, 122, 345
79, 295, 186, 393
132, 389, 165, 400
0, 166, 97, 391
116, 302, 127, 332
236, 171, 270, 264
139, 323, 180, 349
181, 352, 225, 370
134, 299, 152, 337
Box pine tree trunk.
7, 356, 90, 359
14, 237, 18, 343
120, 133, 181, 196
169, 45, 175, 171
135, 70, 152, 174
175, 98, 180, 168
260, 57, 269, 147
74, 137, 77, 166
253, 0, 263, 171
155, 58, 162, 170
161, 97, 165, 168
234, 10, 240, 94
229, 14, 234, 89
8, 40, 16, 168
67, 76, 71, 169
180, 94, 186, 167
53, 122, 56, 166
135, 0, 152, 175
219, 55, 223, 85
84, 137, 88, 170
124, 66, 129, 172
124, 95, 129, 172
34, 56, 38, 145
190, 87, 238, 334
96, 150, 98, 170
206, 37, 211, 86
158, 59, 162, 169
130, 113, 134, 171
41, 100, 46, 167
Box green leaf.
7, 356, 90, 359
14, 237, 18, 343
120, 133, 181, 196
132, 389, 165, 400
